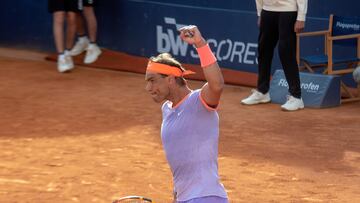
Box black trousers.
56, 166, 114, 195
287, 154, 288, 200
257, 10, 301, 98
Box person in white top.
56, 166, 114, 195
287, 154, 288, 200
242, 0, 308, 111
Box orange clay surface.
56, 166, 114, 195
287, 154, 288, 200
0, 49, 360, 203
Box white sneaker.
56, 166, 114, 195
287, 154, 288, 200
84, 44, 102, 64
281, 96, 304, 111
241, 89, 271, 105
69, 37, 89, 56
57, 54, 74, 73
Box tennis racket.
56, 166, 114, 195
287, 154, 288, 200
112, 196, 153, 203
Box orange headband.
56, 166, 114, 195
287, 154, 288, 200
146, 61, 195, 77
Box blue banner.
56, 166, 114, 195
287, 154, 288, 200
0, 0, 359, 85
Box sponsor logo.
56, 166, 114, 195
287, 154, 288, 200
336, 22, 360, 31
157, 17, 258, 65
278, 79, 320, 93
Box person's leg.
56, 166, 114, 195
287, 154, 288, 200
278, 11, 301, 98
257, 10, 279, 94
70, 13, 89, 56
65, 0, 88, 56
82, 1, 101, 64
62, 0, 80, 72
83, 6, 97, 43
48, 0, 74, 72
52, 11, 66, 54
278, 11, 304, 111
76, 13, 86, 37
48, 0, 65, 54
53, 11, 74, 73
241, 10, 278, 105
65, 11, 77, 51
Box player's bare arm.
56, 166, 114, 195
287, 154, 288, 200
179, 25, 224, 107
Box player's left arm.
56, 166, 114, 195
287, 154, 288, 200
179, 25, 224, 107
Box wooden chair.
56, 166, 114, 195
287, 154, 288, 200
296, 15, 360, 103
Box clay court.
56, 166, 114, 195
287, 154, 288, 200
0, 49, 360, 203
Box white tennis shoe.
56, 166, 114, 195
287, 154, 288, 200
241, 89, 271, 105
57, 54, 74, 73
70, 37, 89, 56
281, 96, 304, 111
84, 44, 102, 64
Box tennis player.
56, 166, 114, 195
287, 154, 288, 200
145, 25, 228, 203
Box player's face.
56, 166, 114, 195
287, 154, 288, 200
145, 72, 170, 103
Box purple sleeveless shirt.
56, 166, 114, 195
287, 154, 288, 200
161, 89, 228, 202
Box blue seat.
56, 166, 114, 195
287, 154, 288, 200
296, 15, 360, 103
301, 54, 359, 66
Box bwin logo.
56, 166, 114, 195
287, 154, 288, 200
157, 17, 258, 65
157, 17, 189, 56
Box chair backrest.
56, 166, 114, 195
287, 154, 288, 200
330, 15, 360, 46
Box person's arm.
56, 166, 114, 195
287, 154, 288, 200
255, 0, 263, 17
295, 0, 308, 32
179, 25, 224, 107
255, 0, 263, 27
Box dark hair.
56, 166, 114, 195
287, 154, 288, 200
149, 53, 186, 86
